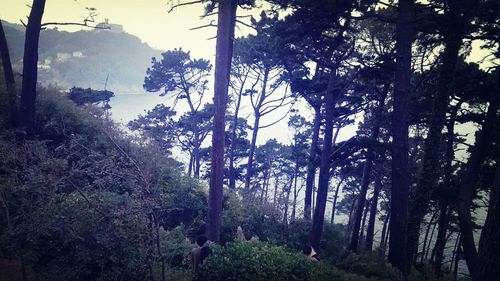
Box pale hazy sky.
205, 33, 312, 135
1, 0, 224, 59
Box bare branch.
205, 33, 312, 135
235, 19, 255, 30
168, 0, 205, 13
190, 20, 217, 30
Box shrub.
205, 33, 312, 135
337, 253, 403, 281
194, 241, 345, 281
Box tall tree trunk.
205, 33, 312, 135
365, 162, 383, 251
304, 106, 321, 220
407, 3, 467, 261
207, 0, 237, 243
478, 159, 500, 281
18, 0, 46, 136
0, 20, 16, 126
433, 103, 460, 276
389, 0, 413, 274
330, 180, 342, 224
456, 96, 498, 281
309, 70, 341, 250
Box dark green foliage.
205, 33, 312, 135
0, 87, 204, 281
194, 241, 345, 281
338, 253, 403, 281
128, 104, 177, 153
67, 87, 114, 107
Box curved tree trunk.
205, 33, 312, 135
18, 0, 46, 136
207, 0, 237, 243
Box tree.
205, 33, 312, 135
128, 104, 177, 154
456, 92, 498, 281
406, 0, 480, 263
144, 48, 211, 177
234, 15, 294, 193
67, 87, 114, 107
478, 154, 500, 281
18, 0, 46, 136
207, 0, 238, 242
388, 0, 414, 275
0, 20, 16, 126
177, 104, 214, 176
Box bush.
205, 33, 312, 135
194, 241, 345, 281
338, 253, 403, 281
0, 87, 204, 281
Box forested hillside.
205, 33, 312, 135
3, 21, 161, 91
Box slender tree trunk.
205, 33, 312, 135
228, 88, 243, 189
478, 160, 500, 281
366, 163, 383, 251
433, 104, 459, 275
207, 0, 237, 243
291, 164, 298, 221
245, 113, 260, 191
193, 132, 201, 178
18, 0, 46, 136
309, 70, 341, 250
273, 175, 279, 208
389, 0, 414, 274
349, 125, 381, 252
330, 180, 342, 224
187, 152, 194, 177
304, 106, 321, 220
379, 211, 391, 257
283, 176, 293, 224
347, 193, 358, 237
265, 171, 270, 201
0, 20, 16, 125
359, 200, 370, 250
425, 219, 438, 261
245, 68, 269, 192
456, 97, 498, 280
421, 211, 438, 263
